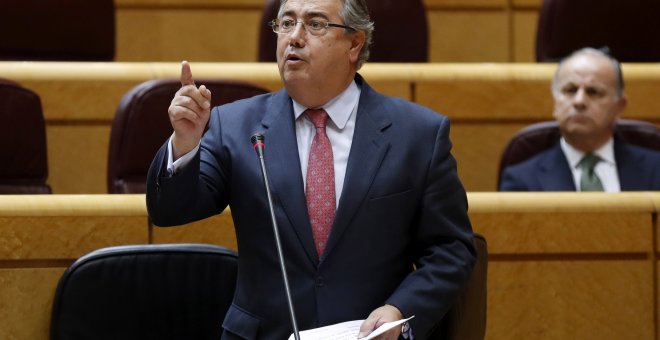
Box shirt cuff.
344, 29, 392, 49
166, 135, 200, 175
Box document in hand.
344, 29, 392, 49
287, 316, 414, 340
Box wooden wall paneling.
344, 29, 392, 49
3, 63, 660, 193
112, 0, 544, 63
512, 10, 538, 62
47, 125, 111, 194
150, 212, 238, 250
427, 10, 510, 62
469, 192, 657, 340
451, 123, 527, 191
0, 193, 658, 339
487, 260, 653, 340
0, 194, 149, 340
116, 9, 262, 62
0, 268, 66, 340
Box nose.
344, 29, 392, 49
572, 88, 587, 110
288, 21, 307, 47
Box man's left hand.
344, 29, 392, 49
357, 304, 403, 340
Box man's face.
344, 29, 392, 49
275, 0, 362, 100
552, 53, 626, 142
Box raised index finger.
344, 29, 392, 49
180, 60, 195, 86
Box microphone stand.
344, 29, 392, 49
251, 134, 301, 340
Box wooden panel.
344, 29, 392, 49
415, 64, 555, 120
428, 11, 509, 62
469, 193, 656, 253
424, 0, 506, 8
451, 123, 526, 191
512, 0, 542, 8
472, 212, 652, 253
512, 11, 538, 62
487, 260, 654, 340
0, 268, 65, 340
151, 213, 238, 250
0, 195, 148, 259
110, 0, 536, 63
116, 9, 261, 62
47, 125, 110, 194
468, 192, 658, 213
3, 62, 660, 193
0, 193, 657, 340
115, 0, 264, 7
0, 216, 146, 260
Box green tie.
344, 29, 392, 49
579, 153, 604, 191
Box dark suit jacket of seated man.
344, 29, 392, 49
500, 47, 660, 192
146, 0, 476, 339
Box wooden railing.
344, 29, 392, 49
2, 62, 659, 194
0, 193, 658, 339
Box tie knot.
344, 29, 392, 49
579, 153, 601, 171
305, 109, 329, 128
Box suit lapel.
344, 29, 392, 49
615, 141, 644, 190
260, 90, 318, 265
323, 78, 391, 259
538, 145, 576, 190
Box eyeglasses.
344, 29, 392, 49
269, 18, 356, 36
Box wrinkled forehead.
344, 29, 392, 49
280, 0, 342, 19
557, 54, 618, 88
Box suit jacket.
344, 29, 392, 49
146, 75, 475, 340
499, 140, 660, 191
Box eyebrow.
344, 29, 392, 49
281, 10, 330, 21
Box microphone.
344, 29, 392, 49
250, 133, 301, 340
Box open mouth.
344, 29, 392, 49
286, 54, 303, 62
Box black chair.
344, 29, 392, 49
257, 0, 428, 62
430, 233, 488, 340
0, 0, 115, 61
0, 78, 51, 194
108, 78, 269, 193
536, 0, 660, 62
498, 119, 660, 188
50, 243, 238, 340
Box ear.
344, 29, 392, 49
347, 31, 366, 63
616, 94, 628, 114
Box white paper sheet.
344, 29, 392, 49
287, 316, 414, 340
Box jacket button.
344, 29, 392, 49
316, 276, 324, 288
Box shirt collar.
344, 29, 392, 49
560, 137, 616, 169
292, 80, 360, 129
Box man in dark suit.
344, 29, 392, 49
146, 0, 475, 339
500, 47, 660, 191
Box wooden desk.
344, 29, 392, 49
0, 193, 658, 339
2, 62, 659, 194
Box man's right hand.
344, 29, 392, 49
168, 60, 212, 159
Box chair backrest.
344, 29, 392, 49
50, 243, 238, 340
430, 233, 488, 340
0, 0, 115, 61
0, 78, 51, 194
257, 0, 428, 62
536, 0, 660, 62
498, 119, 660, 188
108, 78, 269, 193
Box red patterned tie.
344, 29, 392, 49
305, 109, 335, 258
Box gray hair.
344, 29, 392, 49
552, 47, 625, 98
278, 0, 374, 69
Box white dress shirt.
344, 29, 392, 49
167, 80, 361, 208
560, 137, 621, 192
293, 80, 360, 208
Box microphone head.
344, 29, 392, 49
251, 133, 266, 156
251, 133, 265, 146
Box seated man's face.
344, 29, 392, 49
552, 53, 626, 143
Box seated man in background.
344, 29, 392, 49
500, 47, 660, 191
